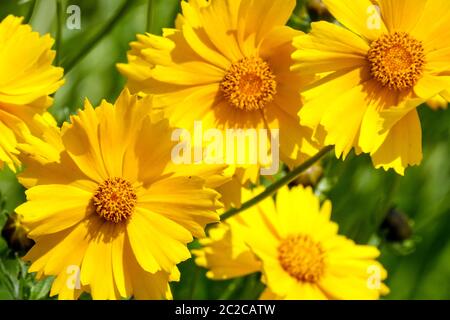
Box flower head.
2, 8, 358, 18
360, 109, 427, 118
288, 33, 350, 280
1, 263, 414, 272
0, 15, 64, 171
195, 186, 389, 299
117, 0, 320, 192
17, 89, 225, 299
193, 190, 262, 280
292, 0, 450, 174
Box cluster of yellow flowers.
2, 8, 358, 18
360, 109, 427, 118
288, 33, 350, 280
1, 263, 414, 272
1, 0, 449, 300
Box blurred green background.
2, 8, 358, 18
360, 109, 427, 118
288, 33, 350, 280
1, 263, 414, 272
0, 0, 448, 300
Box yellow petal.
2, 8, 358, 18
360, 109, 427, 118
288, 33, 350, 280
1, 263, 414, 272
192, 0, 243, 61
111, 226, 133, 298
285, 282, 328, 300
126, 207, 192, 273
292, 21, 369, 74
414, 74, 450, 100
80, 220, 118, 300
259, 288, 282, 300
62, 100, 108, 183
322, 0, 387, 41
46, 219, 92, 299
151, 62, 224, 86
193, 222, 261, 280
319, 274, 382, 300
320, 82, 371, 158
378, 0, 425, 33
237, 0, 296, 48
371, 109, 422, 175
17, 185, 92, 237
265, 100, 319, 166
411, 0, 450, 48
18, 151, 97, 191
300, 66, 371, 130
181, 23, 231, 70
427, 94, 449, 110
123, 235, 173, 300
138, 176, 220, 238
0, 15, 64, 105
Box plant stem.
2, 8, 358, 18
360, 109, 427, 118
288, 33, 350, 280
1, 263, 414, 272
61, 0, 135, 74
147, 0, 154, 32
55, 0, 63, 66
188, 266, 199, 300
218, 278, 245, 300
220, 145, 334, 222
377, 174, 400, 225
24, 0, 37, 24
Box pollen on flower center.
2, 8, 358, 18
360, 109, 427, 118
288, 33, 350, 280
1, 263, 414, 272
367, 32, 425, 91
278, 234, 326, 283
220, 57, 277, 111
93, 177, 137, 223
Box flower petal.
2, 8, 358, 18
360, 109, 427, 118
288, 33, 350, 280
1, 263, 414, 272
138, 176, 220, 238
126, 207, 192, 273
378, 0, 425, 33
292, 21, 369, 75
322, 0, 387, 41
17, 185, 93, 237
371, 109, 422, 175
80, 220, 118, 300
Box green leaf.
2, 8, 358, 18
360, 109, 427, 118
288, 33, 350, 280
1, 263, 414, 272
0, 257, 20, 299
28, 277, 54, 300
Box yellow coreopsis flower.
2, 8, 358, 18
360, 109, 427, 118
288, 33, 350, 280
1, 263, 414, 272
0, 15, 64, 171
117, 0, 320, 198
292, 0, 450, 175
194, 186, 389, 299
193, 204, 262, 280
16, 89, 226, 300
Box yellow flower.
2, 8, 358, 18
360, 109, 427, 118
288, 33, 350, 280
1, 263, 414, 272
193, 196, 262, 280
0, 15, 64, 171
292, 0, 450, 175
16, 89, 225, 300
194, 186, 389, 299
117, 0, 320, 188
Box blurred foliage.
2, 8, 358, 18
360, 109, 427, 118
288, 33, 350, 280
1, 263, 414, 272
0, 0, 449, 300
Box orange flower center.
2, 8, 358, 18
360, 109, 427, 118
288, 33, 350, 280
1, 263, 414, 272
93, 177, 137, 223
367, 32, 425, 91
220, 57, 277, 111
278, 234, 326, 283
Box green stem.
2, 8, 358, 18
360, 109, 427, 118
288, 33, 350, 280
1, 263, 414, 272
24, 0, 36, 24
61, 0, 135, 74
188, 266, 199, 300
220, 145, 334, 222
218, 278, 245, 300
415, 208, 447, 233
146, 0, 154, 32
55, 0, 63, 66
373, 173, 400, 230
